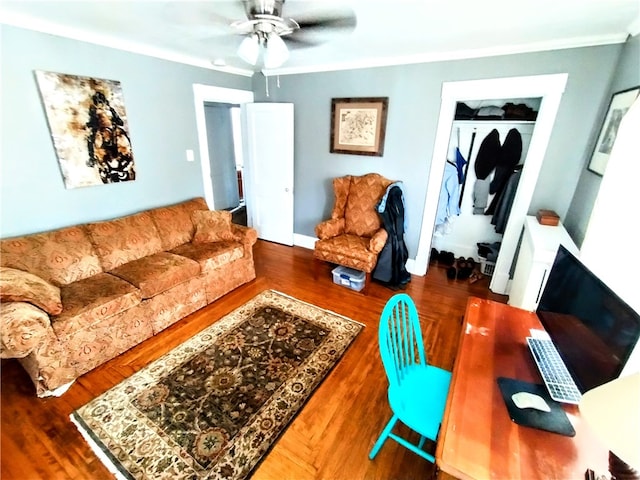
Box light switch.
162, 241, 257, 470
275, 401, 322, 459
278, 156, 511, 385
186, 149, 195, 162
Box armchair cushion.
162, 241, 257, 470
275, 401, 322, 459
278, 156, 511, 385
191, 210, 235, 243
314, 234, 380, 273
0, 267, 63, 315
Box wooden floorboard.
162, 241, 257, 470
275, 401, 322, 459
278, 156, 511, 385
1, 240, 506, 479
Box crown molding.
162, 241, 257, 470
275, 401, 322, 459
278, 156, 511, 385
263, 33, 629, 76
0, 12, 255, 77
2, 10, 631, 78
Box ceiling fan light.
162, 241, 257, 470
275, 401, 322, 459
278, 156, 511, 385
238, 33, 260, 65
263, 32, 289, 69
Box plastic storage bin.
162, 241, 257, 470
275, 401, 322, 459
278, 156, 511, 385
480, 258, 496, 276
331, 266, 366, 292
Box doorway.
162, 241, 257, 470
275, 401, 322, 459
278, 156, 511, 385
203, 102, 247, 225
414, 73, 568, 295
192, 84, 254, 212
193, 85, 295, 246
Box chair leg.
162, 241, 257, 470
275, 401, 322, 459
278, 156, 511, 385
362, 271, 372, 295
369, 414, 398, 460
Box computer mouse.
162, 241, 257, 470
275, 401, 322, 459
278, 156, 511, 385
511, 391, 551, 412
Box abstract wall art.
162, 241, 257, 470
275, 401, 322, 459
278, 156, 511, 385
35, 71, 136, 188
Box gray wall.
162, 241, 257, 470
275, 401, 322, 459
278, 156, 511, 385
256, 44, 622, 258
3, 22, 634, 259
1, 25, 251, 238
565, 34, 640, 246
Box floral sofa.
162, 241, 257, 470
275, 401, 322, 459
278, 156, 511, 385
0, 197, 257, 396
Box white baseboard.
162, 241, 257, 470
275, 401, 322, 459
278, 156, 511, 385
293, 234, 424, 277
293, 234, 316, 250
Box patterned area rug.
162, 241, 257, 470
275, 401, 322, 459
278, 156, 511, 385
71, 290, 363, 479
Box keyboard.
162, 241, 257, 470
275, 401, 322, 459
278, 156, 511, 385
526, 337, 582, 404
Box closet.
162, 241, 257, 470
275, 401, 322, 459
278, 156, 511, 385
432, 98, 541, 264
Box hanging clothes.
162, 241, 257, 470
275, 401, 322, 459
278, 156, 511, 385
373, 185, 411, 290
490, 128, 522, 195
473, 129, 501, 214
491, 167, 523, 233
455, 147, 467, 184
436, 162, 461, 227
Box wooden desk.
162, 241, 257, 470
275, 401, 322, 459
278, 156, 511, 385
436, 297, 608, 480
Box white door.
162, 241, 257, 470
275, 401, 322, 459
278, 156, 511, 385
242, 103, 294, 246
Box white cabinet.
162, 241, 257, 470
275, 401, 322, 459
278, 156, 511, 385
508, 216, 578, 311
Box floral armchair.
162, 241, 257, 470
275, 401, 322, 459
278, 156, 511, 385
314, 173, 394, 292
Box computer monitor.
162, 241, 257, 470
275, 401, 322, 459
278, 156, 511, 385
536, 245, 640, 393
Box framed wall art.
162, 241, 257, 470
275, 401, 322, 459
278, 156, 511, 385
330, 97, 388, 156
588, 86, 639, 176
35, 71, 136, 188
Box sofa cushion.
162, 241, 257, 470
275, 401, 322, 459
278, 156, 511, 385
191, 210, 235, 243
53, 273, 141, 338
85, 211, 163, 271
0, 226, 102, 286
0, 267, 63, 315
109, 252, 200, 299
171, 242, 243, 273
150, 197, 209, 251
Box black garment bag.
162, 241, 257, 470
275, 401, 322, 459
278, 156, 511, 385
373, 186, 411, 289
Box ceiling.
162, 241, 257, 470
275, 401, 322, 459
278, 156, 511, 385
1, 0, 639, 77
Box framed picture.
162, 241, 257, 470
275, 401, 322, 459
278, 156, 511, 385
588, 86, 640, 176
330, 97, 389, 156
35, 70, 136, 188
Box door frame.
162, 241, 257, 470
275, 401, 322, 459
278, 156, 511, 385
414, 73, 568, 294
192, 84, 254, 209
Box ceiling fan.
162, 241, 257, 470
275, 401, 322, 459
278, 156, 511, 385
227, 0, 357, 69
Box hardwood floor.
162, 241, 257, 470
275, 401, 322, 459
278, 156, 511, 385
0, 241, 506, 479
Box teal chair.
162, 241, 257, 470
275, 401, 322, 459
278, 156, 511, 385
369, 293, 452, 463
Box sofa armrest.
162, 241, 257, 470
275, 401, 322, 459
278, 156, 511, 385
369, 228, 388, 254
0, 302, 51, 359
315, 218, 345, 240
231, 224, 258, 249
0, 267, 63, 315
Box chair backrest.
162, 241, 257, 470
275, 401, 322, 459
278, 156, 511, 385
331, 173, 393, 237
378, 293, 427, 389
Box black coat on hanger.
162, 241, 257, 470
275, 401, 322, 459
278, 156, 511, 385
373, 186, 411, 289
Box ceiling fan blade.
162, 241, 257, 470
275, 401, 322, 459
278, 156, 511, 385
284, 10, 356, 48
282, 35, 324, 48
295, 15, 357, 32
